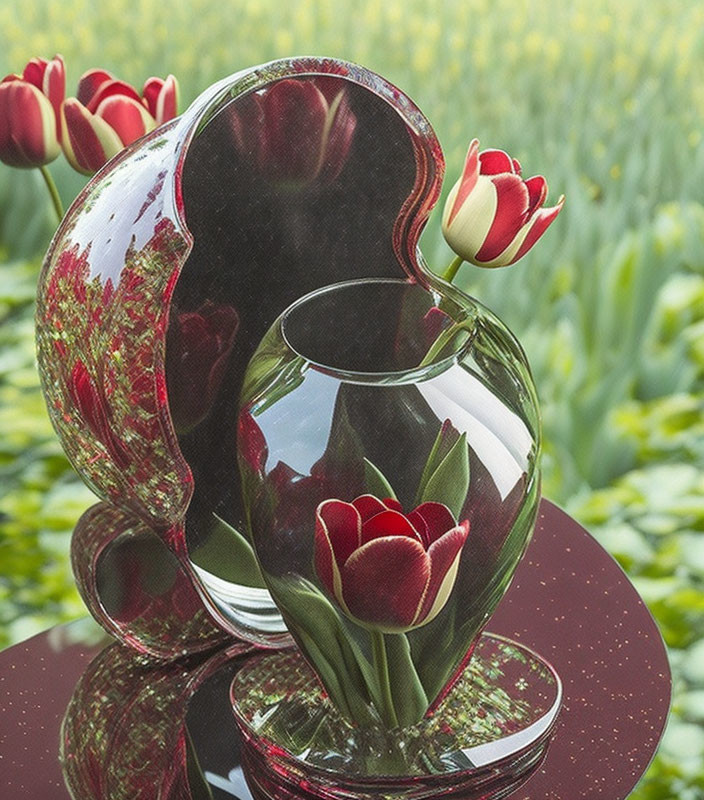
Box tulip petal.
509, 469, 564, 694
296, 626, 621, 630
318, 88, 356, 182
77, 68, 113, 106
474, 173, 530, 262
314, 507, 341, 601
478, 148, 515, 175
408, 502, 457, 546
315, 499, 361, 609
62, 97, 123, 175
142, 77, 164, 118
442, 168, 499, 262
68, 361, 130, 468
407, 509, 430, 544
416, 522, 470, 625
510, 195, 565, 263
95, 95, 155, 146
360, 509, 423, 545
261, 79, 329, 181
342, 536, 430, 631
22, 58, 47, 90
525, 175, 548, 217
157, 75, 179, 124
43, 55, 65, 139
143, 74, 179, 125
447, 138, 479, 226
352, 494, 393, 522
86, 78, 144, 114
0, 81, 59, 167
318, 499, 362, 566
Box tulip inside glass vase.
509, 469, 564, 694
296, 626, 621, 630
231, 277, 562, 800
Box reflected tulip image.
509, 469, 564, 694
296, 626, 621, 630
0, 54, 64, 168
68, 359, 130, 469
230, 77, 357, 187
166, 301, 239, 432
442, 138, 564, 269
62, 69, 179, 175
315, 495, 470, 633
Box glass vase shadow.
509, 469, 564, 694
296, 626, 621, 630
238, 277, 542, 730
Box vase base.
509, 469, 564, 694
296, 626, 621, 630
230, 632, 562, 800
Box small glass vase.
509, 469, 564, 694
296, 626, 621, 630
237, 277, 545, 736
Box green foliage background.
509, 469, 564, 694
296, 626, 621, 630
0, 0, 702, 796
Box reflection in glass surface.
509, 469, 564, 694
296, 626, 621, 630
170, 76, 420, 636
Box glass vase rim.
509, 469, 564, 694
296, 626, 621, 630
279, 277, 476, 386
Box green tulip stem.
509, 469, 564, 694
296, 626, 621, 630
418, 319, 475, 368
371, 629, 398, 729
441, 254, 464, 283
39, 166, 64, 223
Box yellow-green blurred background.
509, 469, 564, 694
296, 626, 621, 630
1, 1, 702, 796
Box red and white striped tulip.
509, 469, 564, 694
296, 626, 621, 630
314, 494, 470, 633
0, 54, 65, 168
442, 138, 564, 268
62, 69, 179, 175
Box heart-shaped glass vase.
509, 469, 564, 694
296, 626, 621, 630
34, 57, 447, 656
238, 276, 541, 728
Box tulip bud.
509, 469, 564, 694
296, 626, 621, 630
442, 138, 564, 268
142, 75, 180, 126
62, 69, 179, 175
0, 54, 65, 168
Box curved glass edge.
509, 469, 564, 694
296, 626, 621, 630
278, 277, 476, 386
71, 502, 230, 660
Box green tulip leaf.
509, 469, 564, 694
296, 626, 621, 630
293, 627, 355, 721
415, 421, 461, 505
363, 458, 397, 500
322, 387, 366, 475
189, 514, 265, 588
384, 633, 429, 727
266, 574, 377, 724
420, 432, 470, 519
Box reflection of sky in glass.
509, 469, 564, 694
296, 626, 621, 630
69, 136, 183, 288
255, 369, 339, 477
419, 365, 532, 500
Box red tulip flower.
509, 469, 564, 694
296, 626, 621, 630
62, 69, 179, 175
230, 77, 357, 187
0, 54, 65, 168
314, 495, 470, 633
442, 138, 564, 268
165, 301, 239, 433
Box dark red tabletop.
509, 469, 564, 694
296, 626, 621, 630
0, 500, 670, 799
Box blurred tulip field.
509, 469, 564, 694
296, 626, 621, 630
0, 0, 702, 796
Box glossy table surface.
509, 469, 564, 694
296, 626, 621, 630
0, 500, 671, 799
